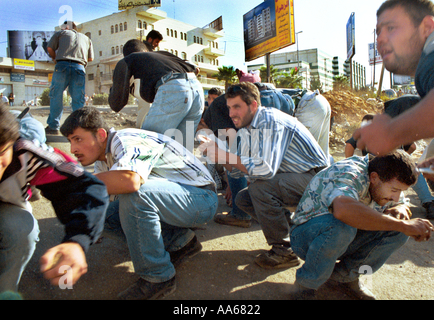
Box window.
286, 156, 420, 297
111, 26, 114, 34
180, 33, 183, 40
194, 36, 196, 43
111, 47, 115, 55
124, 22, 127, 31
143, 21, 147, 29
181, 52, 187, 60
120, 23, 123, 32
98, 30, 102, 36
175, 50, 178, 56
99, 51, 102, 57
138, 20, 142, 29
115, 24, 118, 33
85, 32, 91, 39
174, 31, 177, 38
200, 38, 203, 45
116, 46, 119, 54
167, 28, 170, 36
88, 74, 94, 81
170, 29, 173, 37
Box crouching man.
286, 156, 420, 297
60, 107, 218, 300
290, 150, 433, 300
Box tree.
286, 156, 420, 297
309, 76, 323, 92
277, 67, 304, 89
259, 65, 280, 85
213, 66, 237, 90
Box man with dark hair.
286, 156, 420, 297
199, 82, 328, 269
61, 107, 217, 300
289, 150, 433, 300
0, 103, 109, 295
354, 0, 434, 155
109, 39, 203, 152
145, 30, 163, 49
45, 20, 94, 135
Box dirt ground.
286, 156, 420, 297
13, 104, 434, 301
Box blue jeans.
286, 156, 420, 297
227, 173, 249, 220
290, 214, 409, 289
117, 180, 217, 283
10, 111, 46, 144
47, 61, 86, 130
260, 90, 295, 116
141, 75, 204, 153
412, 173, 434, 204
0, 203, 40, 293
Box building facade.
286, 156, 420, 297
247, 48, 367, 92
0, 5, 226, 105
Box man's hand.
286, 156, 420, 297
401, 218, 434, 242
353, 113, 397, 156
384, 204, 412, 220
40, 242, 88, 286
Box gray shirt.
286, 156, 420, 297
48, 29, 93, 67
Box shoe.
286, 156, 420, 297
45, 126, 59, 135
327, 279, 376, 300
254, 249, 301, 269
422, 201, 434, 219
117, 277, 176, 300
214, 212, 252, 228
288, 281, 316, 300
170, 236, 202, 268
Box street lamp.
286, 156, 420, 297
296, 31, 303, 70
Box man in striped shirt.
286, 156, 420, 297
61, 107, 218, 300
199, 82, 329, 270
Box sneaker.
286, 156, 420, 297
117, 277, 176, 300
45, 126, 59, 135
170, 236, 202, 268
288, 281, 316, 300
254, 249, 301, 269
214, 212, 252, 228
327, 279, 376, 300
422, 201, 434, 219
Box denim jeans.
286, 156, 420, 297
260, 90, 295, 116
0, 202, 40, 292
47, 61, 86, 130
10, 111, 46, 144
227, 173, 249, 220
412, 173, 434, 204
290, 214, 409, 289
117, 180, 217, 283
141, 76, 204, 153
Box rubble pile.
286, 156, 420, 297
323, 90, 384, 156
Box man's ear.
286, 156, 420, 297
369, 171, 380, 184
420, 15, 434, 39
96, 128, 108, 143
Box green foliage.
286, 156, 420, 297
213, 66, 237, 90
92, 93, 109, 105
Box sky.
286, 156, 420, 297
0, 0, 390, 88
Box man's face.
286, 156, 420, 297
0, 142, 14, 181
369, 173, 410, 206
67, 127, 106, 166
227, 95, 258, 129
149, 38, 160, 49
207, 94, 219, 106
376, 5, 426, 76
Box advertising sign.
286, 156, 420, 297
8, 30, 55, 62
244, 0, 295, 62
13, 59, 35, 71
346, 13, 355, 60
118, 0, 161, 10
368, 42, 382, 65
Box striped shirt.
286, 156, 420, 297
231, 107, 328, 181
94, 128, 215, 188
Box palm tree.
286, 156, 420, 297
276, 67, 304, 89
259, 65, 280, 85
213, 66, 237, 90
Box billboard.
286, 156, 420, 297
244, 0, 295, 62
8, 30, 55, 62
346, 13, 355, 60
368, 42, 382, 66
118, 0, 161, 10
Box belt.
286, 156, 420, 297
57, 59, 85, 66
155, 72, 196, 91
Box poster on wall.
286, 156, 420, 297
8, 30, 55, 62
118, 0, 161, 10
243, 0, 295, 62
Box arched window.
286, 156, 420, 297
116, 46, 119, 54
174, 31, 177, 38
111, 47, 115, 55
181, 52, 187, 60
124, 22, 127, 31
143, 21, 147, 29
138, 20, 142, 29
119, 23, 123, 32
111, 25, 114, 34
115, 24, 118, 33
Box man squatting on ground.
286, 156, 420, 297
0, 103, 109, 295
60, 107, 218, 300
199, 82, 329, 270
289, 150, 434, 300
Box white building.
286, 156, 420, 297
77, 6, 226, 96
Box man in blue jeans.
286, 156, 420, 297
60, 107, 218, 300
290, 151, 433, 300
46, 21, 93, 134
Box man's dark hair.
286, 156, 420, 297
123, 39, 150, 57
60, 107, 110, 137
146, 30, 163, 41
377, 0, 434, 27
368, 150, 418, 186
225, 82, 261, 107
208, 87, 223, 96
0, 102, 20, 146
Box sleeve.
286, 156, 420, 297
36, 171, 109, 253
109, 59, 132, 112
47, 31, 59, 51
